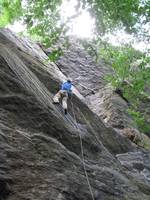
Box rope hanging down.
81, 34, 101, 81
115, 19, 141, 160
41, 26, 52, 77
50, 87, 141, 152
70, 101, 95, 200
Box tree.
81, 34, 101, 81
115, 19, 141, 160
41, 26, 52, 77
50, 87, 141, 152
0, 0, 22, 27
23, 0, 65, 46
0, 0, 149, 41
77, 0, 150, 36
99, 44, 150, 133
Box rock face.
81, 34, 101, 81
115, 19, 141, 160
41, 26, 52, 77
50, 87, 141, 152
0, 29, 150, 200
55, 39, 150, 143
55, 40, 135, 130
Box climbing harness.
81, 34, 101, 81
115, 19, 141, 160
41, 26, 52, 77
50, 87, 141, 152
70, 100, 95, 200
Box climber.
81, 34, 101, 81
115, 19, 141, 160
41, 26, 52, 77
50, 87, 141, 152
53, 79, 72, 115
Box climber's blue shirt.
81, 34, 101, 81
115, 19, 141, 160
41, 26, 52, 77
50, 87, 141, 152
61, 82, 72, 93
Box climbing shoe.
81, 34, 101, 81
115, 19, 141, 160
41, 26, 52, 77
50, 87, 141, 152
64, 109, 67, 115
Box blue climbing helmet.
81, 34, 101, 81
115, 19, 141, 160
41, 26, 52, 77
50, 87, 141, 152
61, 79, 72, 93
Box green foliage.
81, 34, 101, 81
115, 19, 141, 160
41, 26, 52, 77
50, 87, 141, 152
77, 0, 150, 35
123, 56, 150, 103
48, 48, 63, 62
23, 0, 66, 47
100, 44, 150, 133
100, 45, 143, 89
0, 0, 22, 27
81, 38, 150, 134
0, 0, 149, 41
82, 39, 150, 134
128, 109, 150, 134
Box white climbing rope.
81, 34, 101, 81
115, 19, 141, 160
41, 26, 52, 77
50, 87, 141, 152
70, 101, 95, 200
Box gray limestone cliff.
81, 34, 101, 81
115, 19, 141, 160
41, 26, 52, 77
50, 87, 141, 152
0, 29, 150, 200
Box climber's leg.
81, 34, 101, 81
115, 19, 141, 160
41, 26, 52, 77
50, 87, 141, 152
53, 91, 61, 103
62, 96, 68, 114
